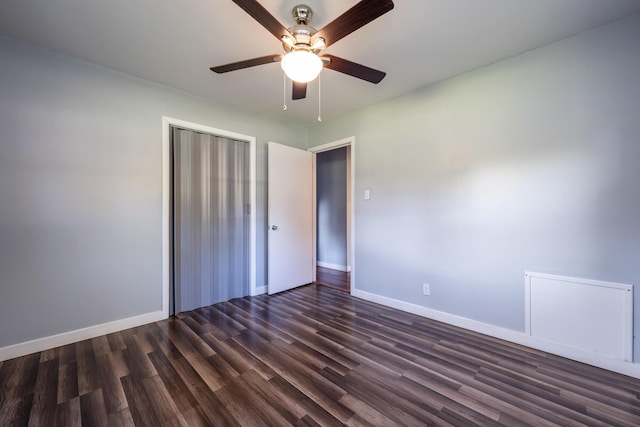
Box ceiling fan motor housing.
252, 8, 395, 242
282, 5, 322, 53
284, 25, 317, 50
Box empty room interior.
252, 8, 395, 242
1, 0, 640, 425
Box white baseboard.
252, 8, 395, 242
351, 289, 640, 379
316, 261, 351, 272
0, 310, 165, 362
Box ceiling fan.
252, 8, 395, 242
210, 0, 394, 100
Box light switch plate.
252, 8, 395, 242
422, 284, 431, 295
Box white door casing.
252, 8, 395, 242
309, 136, 355, 291
267, 142, 313, 294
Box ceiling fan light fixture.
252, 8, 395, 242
281, 34, 296, 49
281, 50, 323, 83
310, 37, 326, 50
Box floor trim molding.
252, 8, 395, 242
351, 289, 640, 379
0, 310, 164, 361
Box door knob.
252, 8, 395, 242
271, 225, 278, 230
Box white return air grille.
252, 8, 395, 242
525, 272, 633, 362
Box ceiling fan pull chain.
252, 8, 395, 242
283, 72, 288, 111
317, 73, 322, 122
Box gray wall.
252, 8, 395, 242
0, 37, 306, 347
316, 147, 347, 268
308, 14, 640, 361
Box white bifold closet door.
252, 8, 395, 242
172, 127, 250, 314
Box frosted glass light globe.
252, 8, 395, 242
281, 50, 323, 83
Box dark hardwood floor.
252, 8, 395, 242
315, 267, 350, 293
1, 284, 639, 426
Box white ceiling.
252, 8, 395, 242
2, 0, 640, 123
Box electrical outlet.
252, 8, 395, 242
422, 283, 431, 295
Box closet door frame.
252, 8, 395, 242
161, 116, 256, 318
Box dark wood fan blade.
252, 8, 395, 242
314, 0, 394, 48
322, 54, 386, 83
292, 81, 307, 100
210, 54, 282, 73
232, 0, 291, 40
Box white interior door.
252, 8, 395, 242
268, 142, 313, 294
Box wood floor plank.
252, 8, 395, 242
295, 414, 325, 427
91, 336, 111, 358
402, 369, 502, 422
107, 407, 135, 426
252, 341, 353, 423
267, 375, 343, 427
0, 395, 34, 426
160, 345, 240, 426
229, 307, 298, 345
537, 364, 640, 408
121, 331, 157, 380
107, 349, 130, 379
197, 305, 246, 337
320, 365, 441, 426
167, 318, 216, 360
141, 374, 187, 425
120, 374, 162, 426
130, 326, 156, 354
339, 394, 399, 426
106, 331, 128, 353
56, 360, 78, 404
0, 353, 40, 402
39, 348, 58, 363
28, 358, 58, 426
147, 350, 200, 414
2, 284, 640, 426
264, 317, 356, 375
179, 405, 212, 427
203, 333, 277, 381
57, 343, 76, 367
55, 395, 81, 427
76, 340, 100, 396
95, 352, 128, 416
79, 388, 108, 427
215, 371, 295, 426
399, 374, 503, 427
